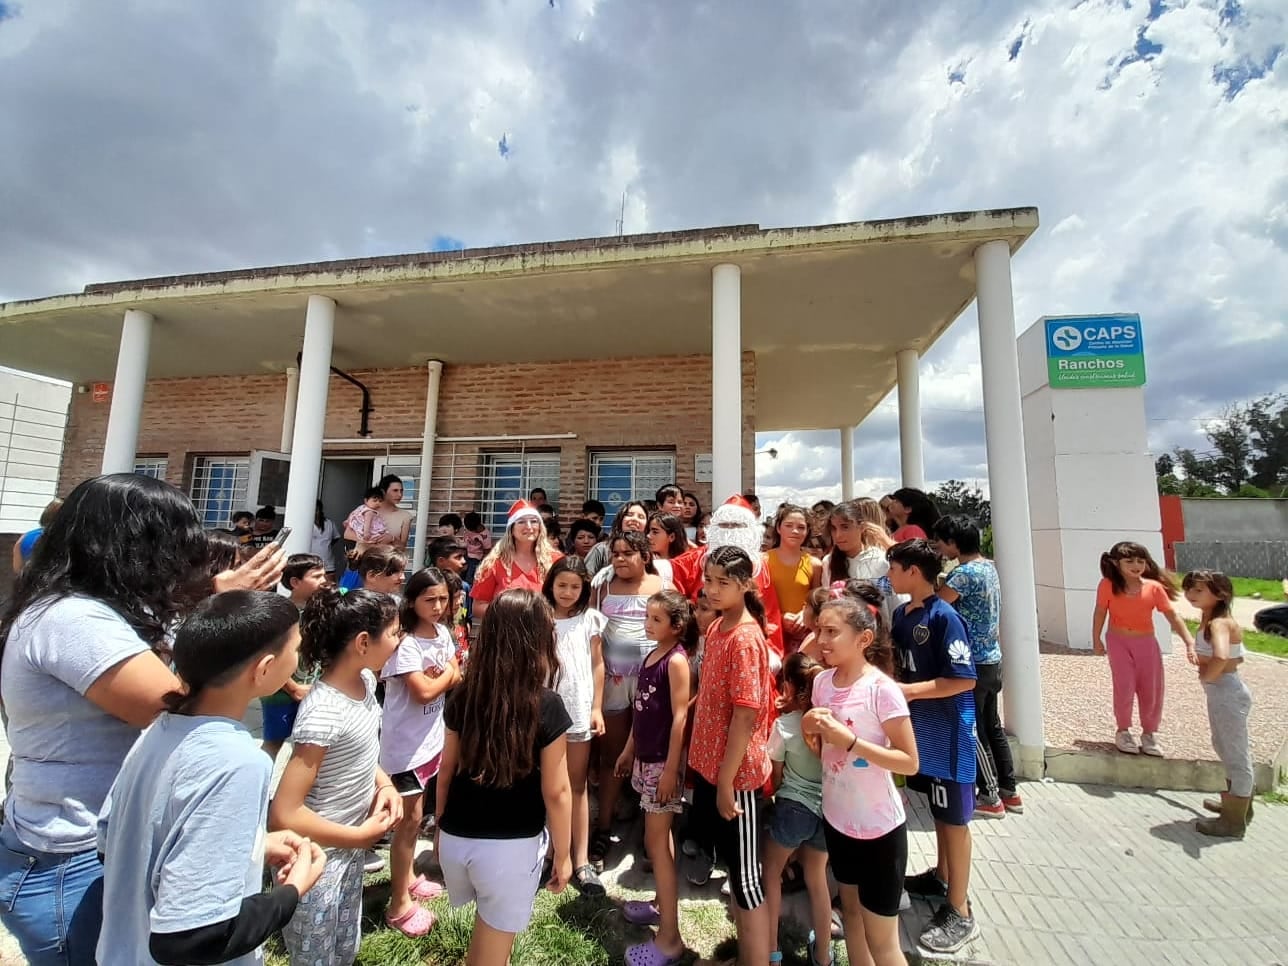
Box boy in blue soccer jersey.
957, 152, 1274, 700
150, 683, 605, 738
887, 539, 980, 955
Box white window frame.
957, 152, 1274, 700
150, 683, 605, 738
588, 450, 675, 519
132, 457, 168, 480
482, 452, 560, 533
189, 456, 250, 529
246, 450, 292, 511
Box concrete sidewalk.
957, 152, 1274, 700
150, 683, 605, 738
4, 716, 1288, 963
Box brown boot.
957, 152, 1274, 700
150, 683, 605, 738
1196, 795, 1250, 839
1203, 787, 1253, 824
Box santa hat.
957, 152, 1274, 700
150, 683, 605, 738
721, 494, 756, 515
506, 500, 543, 529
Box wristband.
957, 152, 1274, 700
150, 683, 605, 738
846, 737, 858, 753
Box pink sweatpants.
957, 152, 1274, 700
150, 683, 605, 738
1106, 631, 1165, 733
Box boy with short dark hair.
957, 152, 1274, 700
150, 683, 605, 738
460, 510, 492, 584
231, 510, 254, 539
260, 553, 328, 759
887, 539, 980, 955
654, 484, 684, 515
581, 499, 607, 535
931, 515, 1021, 818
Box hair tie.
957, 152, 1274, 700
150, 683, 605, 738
867, 603, 879, 617
828, 580, 847, 600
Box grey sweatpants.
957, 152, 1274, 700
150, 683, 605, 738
1203, 672, 1254, 797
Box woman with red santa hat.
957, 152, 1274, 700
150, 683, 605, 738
469, 500, 562, 621
671, 495, 785, 670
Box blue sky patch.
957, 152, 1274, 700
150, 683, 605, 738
1218, 0, 1245, 28
948, 64, 967, 85
1008, 20, 1031, 62
1213, 44, 1283, 99
498, 133, 511, 159
1146, 0, 1166, 23
429, 234, 465, 252
0, 2, 17, 22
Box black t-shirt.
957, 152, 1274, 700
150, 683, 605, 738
439, 688, 570, 840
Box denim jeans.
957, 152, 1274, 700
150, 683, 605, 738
0, 825, 103, 965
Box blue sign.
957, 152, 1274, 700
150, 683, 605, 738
1044, 314, 1145, 389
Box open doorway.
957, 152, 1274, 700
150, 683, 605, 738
320, 458, 373, 573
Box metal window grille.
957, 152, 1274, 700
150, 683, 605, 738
133, 457, 168, 480
588, 451, 676, 523
189, 456, 250, 529
480, 453, 561, 533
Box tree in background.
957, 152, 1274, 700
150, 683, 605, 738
1161, 395, 1288, 497
931, 479, 991, 528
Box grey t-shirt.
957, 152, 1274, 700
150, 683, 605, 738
291, 670, 382, 838
1, 595, 150, 852
96, 715, 272, 966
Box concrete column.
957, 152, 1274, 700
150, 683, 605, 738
840, 426, 855, 501
410, 360, 444, 571
711, 264, 742, 499
282, 296, 335, 557
101, 309, 154, 475
974, 239, 1045, 778
896, 348, 924, 489
280, 366, 300, 453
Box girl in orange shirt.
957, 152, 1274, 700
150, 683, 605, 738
763, 503, 821, 654
1092, 541, 1196, 757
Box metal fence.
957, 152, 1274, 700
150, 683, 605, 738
1174, 541, 1288, 581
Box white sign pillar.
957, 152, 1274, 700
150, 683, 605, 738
975, 240, 1046, 778
896, 348, 924, 488
101, 309, 154, 475
1019, 313, 1168, 652
711, 264, 742, 499
282, 296, 335, 557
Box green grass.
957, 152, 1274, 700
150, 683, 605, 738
1184, 619, 1288, 658
1230, 577, 1286, 602
1259, 786, 1288, 806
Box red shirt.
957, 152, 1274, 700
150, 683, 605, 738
673, 548, 784, 663
688, 619, 773, 791
469, 553, 563, 603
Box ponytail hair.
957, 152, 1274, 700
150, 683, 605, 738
649, 589, 699, 651
1100, 540, 1178, 600
819, 591, 895, 676
705, 545, 767, 633
164, 590, 300, 714
300, 587, 399, 670
779, 651, 823, 709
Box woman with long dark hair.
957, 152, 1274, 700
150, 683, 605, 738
0, 474, 283, 964
887, 487, 940, 542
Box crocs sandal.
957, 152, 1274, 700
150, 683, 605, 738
385, 903, 435, 937
622, 900, 661, 926
625, 939, 684, 966
409, 875, 444, 900
808, 929, 834, 966
574, 864, 606, 896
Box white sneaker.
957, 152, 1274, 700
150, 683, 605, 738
1140, 732, 1163, 757
1115, 730, 1139, 755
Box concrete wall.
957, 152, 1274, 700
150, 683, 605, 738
1180, 498, 1288, 542
1174, 542, 1288, 580
0, 368, 71, 534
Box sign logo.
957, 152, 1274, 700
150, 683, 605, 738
1051, 326, 1082, 351
1044, 314, 1145, 390
91, 382, 110, 403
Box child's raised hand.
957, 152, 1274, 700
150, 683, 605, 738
285, 839, 327, 896
213, 543, 286, 593
613, 751, 633, 780
801, 707, 832, 735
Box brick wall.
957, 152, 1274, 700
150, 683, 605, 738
59, 353, 757, 521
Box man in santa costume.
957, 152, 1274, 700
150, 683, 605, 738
671, 494, 784, 668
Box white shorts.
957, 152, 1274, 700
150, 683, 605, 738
438, 828, 549, 934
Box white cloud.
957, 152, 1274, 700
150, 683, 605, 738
0, 0, 1284, 506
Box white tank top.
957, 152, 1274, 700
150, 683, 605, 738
1194, 628, 1245, 661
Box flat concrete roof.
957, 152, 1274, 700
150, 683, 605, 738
0, 209, 1038, 431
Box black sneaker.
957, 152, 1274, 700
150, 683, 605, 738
903, 868, 949, 903
686, 850, 715, 886
918, 903, 980, 955
573, 864, 606, 897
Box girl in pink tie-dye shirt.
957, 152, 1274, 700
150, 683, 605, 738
803, 588, 919, 966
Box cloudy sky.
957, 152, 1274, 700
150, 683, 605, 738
1, 0, 1285, 511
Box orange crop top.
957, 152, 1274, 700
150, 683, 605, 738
1095, 578, 1173, 633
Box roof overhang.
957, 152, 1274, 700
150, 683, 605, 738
0, 208, 1038, 432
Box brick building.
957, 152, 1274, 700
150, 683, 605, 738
0, 210, 1059, 774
